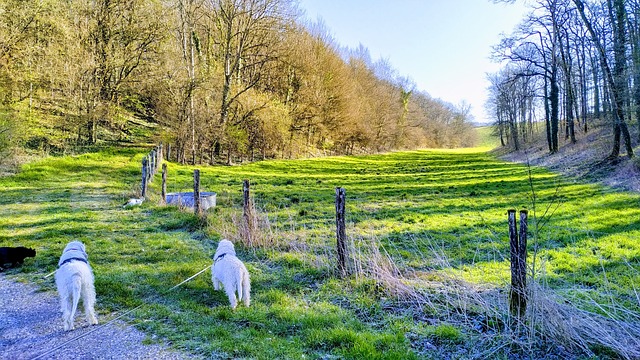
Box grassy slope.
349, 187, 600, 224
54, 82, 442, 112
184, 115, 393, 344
474, 126, 500, 149
1, 146, 639, 358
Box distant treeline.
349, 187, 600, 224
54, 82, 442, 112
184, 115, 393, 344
489, 0, 640, 160
0, 0, 476, 163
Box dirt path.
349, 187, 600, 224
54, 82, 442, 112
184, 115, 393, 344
0, 275, 192, 360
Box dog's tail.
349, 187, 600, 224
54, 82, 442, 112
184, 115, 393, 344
70, 274, 82, 319
241, 271, 251, 306
236, 277, 243, 302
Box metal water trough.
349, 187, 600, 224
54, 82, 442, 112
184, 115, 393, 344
166, 192, 216, 211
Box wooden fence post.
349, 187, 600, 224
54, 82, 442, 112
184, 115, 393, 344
193, 169, 201, 215
335, 187, 349, 277
152, 149, 156, 174
146, 155, 152, 184
509, 209, 528, 319
161, 163, 167, 204
150, 154, 154, 178
243, 179, 255, 244
141, 157, 148, 198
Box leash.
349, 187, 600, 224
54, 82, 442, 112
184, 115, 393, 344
30, 265, 211, 360
167, 265, 210, 292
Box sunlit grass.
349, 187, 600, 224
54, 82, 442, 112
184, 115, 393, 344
1, 146, 639, 357
474, 125, 500, 149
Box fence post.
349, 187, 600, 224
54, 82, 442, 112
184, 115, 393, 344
152, 149, 157, 174
161, 163, 167, 204
152, 149, 158, 174
243, 179, 256, 244
141, 157, 148, 198
148, 151, 153, 176
193, 169, 201, 215
335, 187, 349, 277
145, 155, 151, 184
509, 209, 528, 319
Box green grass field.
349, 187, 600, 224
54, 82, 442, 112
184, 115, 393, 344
474, 125, 500, 149
1, 147, 639, 358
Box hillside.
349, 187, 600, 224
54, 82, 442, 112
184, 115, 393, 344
1, 145, 639, 358
0, 0, 476, 168
495, 121, 640, 193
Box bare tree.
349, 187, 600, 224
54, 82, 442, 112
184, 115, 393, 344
209, 0, 293, 161
573, 0, 633, 158
82, 0, 164, 144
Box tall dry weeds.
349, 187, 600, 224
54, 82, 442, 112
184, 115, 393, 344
351, 231, 640, 359
215, 200, 640, 358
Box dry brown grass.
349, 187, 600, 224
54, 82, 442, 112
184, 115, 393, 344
214, 171, 640, 358
0, 147, 39, 177
218, 208, 276, 249
527, 283, 640, 359
346, 231, 640, 358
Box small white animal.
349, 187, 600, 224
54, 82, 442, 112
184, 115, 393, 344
123, 198, 144, 208
211, 239, 251, 309
55, 241, 98, 331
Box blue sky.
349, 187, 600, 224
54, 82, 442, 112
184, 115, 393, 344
297, 0, 529, 124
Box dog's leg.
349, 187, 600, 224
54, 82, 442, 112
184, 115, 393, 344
224, 284, 238, 309
60, 291, 73, 331
213, 277, 220, 291
82, 280, 98, 325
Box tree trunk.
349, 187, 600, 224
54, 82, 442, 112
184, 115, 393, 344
635, 70, 640, 142
574, 0, 633, 158
219, 6, 234, 128
612, 0, 633, 157
87, 120, 97, 145
550, 65, 559, 153
593, 60, 601, 119
510, 113, 520, 151
544, 76, 552, 152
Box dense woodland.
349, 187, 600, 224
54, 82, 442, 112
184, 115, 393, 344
489, 0, 640, 160
0, 0, 476, 165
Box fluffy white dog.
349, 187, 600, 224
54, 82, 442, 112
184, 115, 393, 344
55, 241, 98, 331
211, 239, 250, 309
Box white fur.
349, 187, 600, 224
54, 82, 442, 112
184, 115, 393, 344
123, 198, 144, 208
211, 239, 250, 309
55, 241, 98, 331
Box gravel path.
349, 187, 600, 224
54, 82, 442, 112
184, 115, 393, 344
0, 275, 192, 360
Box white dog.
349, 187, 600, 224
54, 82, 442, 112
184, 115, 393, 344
211, 239, 250, 309
55, 241, 98, 331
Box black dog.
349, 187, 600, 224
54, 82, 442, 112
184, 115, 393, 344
0, 246, 36, 270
